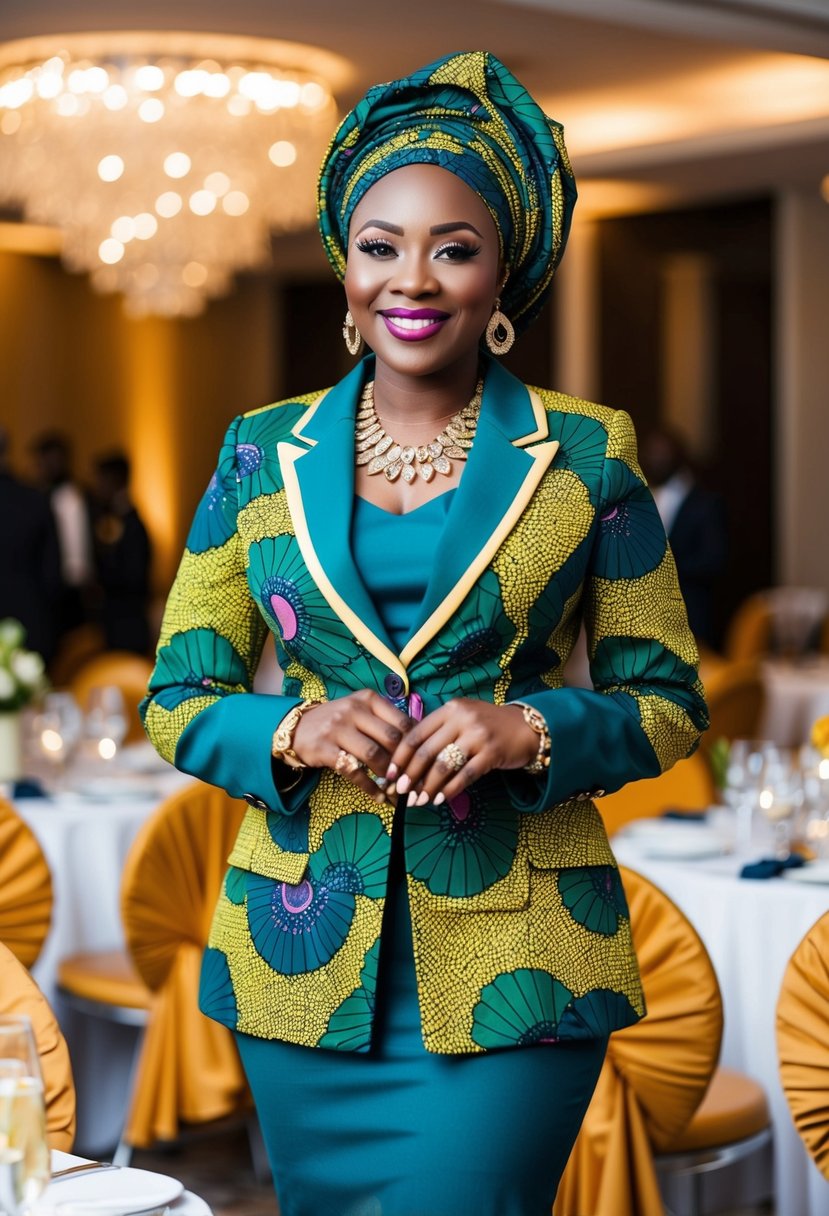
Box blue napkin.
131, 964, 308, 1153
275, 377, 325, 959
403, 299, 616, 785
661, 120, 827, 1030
11, 778, 48, 799
740, 853, 806, 880
662, 809, 708, 822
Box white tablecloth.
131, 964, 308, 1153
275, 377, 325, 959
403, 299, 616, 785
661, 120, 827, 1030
761, 657, 829, 747
44, 1151, 212, 1214
14, 751, 191, 1154
613, 832, 829, 1216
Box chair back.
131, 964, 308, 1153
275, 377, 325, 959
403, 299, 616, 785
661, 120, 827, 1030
119, 780, 248, 1146
554, 866, 723, 1216
726, 587, 828, 661
702, 659, 766, 750
69, 651, 153, 744
0, 799, 52, 968
776, 909, 829, 1180
597, 752, 716, 838
0, 941, 75, 1151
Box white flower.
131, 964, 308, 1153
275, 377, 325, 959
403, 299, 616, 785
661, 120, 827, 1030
0, 619, 24, 649
10, 650, 44, 687
0, 668, 15, 702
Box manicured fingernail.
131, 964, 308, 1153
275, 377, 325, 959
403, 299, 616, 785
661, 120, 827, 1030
396, 774, 411, 795
433, 792, 445, 806
406, 791, 417, 807
375, 790, 388, 803
386, 781, 397, 796
386, 763, 398, 780
416, 790, 430, 806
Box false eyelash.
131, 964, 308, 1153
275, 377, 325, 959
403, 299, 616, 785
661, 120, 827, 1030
354, 237, 395, 254
434, 242, 482, 260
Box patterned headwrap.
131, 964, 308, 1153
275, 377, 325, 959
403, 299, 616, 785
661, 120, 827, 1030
317, 51, 577, 334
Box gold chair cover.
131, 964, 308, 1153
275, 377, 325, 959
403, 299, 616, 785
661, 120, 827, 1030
702, 659, 765, 750
554, 866, 723, 1216
120, 781, 248, 1146
0, 799, 52, 968
69, 651, 154, 744
777, 910, 829, 1179
597, 752, 715, 838
0, 941, 75, 1151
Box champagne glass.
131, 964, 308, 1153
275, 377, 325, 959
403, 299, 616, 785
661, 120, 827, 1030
757, 747, 801, 859
0, 1016, 49, 1215
84, 685, 128, 762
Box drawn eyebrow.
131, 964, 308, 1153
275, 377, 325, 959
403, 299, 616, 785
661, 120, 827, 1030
354, 220, 404, 236
353, 220, 485, 238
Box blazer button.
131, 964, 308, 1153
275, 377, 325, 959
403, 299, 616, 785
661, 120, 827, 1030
244, 793, 269, 810
384, 673, 405, 698
593, 789, 606, 798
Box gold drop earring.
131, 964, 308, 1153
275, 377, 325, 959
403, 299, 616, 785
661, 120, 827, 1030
485, 297, 515, 356
343, 310, 363, 356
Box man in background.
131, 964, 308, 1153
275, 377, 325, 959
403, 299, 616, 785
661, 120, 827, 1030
30, 430, 94, 639
90, 451, 152, 655
639, 426, 728, 650
0, 428, 63, 662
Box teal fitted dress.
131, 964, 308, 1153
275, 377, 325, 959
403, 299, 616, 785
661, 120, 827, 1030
234, 494, 608, 1216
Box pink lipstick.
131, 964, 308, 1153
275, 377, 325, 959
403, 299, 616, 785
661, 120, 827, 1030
378, 307, 450, 342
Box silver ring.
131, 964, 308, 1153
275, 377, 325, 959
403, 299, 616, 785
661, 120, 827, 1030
436, 742, 468, 773
334, 749, 362, 776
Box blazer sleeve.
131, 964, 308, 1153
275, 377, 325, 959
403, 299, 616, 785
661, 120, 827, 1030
514, 407, 709, 811
140, 415, 319, 813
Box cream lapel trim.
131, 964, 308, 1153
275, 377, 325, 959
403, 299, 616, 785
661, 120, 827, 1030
278, 440, 409, 686
399, 438, 560, 667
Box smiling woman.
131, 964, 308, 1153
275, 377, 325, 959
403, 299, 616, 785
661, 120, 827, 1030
141, 49, 708, 1216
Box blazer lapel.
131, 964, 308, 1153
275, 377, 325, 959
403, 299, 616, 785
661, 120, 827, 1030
277, 358, 408, 682
400, 359, 559, 666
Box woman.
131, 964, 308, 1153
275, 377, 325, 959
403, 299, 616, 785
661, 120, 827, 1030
142, 51, 708, 1216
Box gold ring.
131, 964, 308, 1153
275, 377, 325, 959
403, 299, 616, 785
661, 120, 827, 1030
335, 749, 362, 776
436, 742, 467, 773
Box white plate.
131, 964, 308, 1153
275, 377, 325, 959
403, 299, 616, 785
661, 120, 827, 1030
619, 823, 730, 860
37, 1163, 183, 1215
71, 778, 162, 802
782, 861, 829, 885
118, 743, 171, 775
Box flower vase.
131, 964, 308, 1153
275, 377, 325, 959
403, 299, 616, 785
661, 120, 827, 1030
0, 712, 22, 783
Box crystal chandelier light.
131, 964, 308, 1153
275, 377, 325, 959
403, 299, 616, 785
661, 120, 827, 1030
0, 32, 350, 316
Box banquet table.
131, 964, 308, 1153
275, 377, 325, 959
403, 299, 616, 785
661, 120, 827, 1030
613, 824, 829, 1216
41, 1150, 213, 1214
760, 656, 829, 747
11, 744, 191, 1155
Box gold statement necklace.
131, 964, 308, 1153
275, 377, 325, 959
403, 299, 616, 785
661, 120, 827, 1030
355, 377, 483, 483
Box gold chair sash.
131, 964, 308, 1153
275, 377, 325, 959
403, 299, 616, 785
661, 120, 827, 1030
0, 799, 52, 968
0, 941, 75, 1151
777, 909, 829, 1179
554, 866, 723, 1216
119, 781, 248, 1147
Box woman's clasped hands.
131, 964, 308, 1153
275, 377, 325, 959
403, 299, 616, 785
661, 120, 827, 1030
291, 691, 538, 807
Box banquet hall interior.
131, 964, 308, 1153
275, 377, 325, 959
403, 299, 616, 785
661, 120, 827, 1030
1, 1, 828, 1214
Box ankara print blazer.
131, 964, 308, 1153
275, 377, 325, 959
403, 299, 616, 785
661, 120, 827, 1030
142, 354, 708, 1055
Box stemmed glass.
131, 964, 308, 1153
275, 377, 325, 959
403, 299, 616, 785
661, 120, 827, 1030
84, 686, 128, 761
757, 746, 801, 859
31, 692, 84, 781
722, 739, 766, 854
0, 1017, 50, 1215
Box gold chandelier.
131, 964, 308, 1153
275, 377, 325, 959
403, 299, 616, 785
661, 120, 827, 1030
0, 32, 351, 316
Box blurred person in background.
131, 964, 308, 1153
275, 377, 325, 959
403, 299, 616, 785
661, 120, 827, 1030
30, 430, 94, 639
90, 451, 152, 655
639, 426, 728, 650
0, 427, 62, 662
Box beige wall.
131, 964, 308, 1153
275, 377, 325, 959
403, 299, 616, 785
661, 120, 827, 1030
0, 251, 278, 593
777, 189, 829, 595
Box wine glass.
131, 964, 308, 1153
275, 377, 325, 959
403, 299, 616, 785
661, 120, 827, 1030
0, 1016, 50, 1215
722, 739, 766, 853
32, 692, 83, 778
757, 747, 801, 859
84, 686, 128, 761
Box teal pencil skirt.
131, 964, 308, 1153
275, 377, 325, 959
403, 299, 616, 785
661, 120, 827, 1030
236, 847, 607, 1216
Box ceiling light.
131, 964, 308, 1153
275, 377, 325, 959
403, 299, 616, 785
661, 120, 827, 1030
0, 31, 350, 316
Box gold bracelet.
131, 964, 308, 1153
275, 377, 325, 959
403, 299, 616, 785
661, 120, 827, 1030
271, 700, 322, 770
509, 702, 551, 774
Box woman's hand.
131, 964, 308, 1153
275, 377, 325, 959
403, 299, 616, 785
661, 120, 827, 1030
291, 690, 413, 802
387, 700, 539, 807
